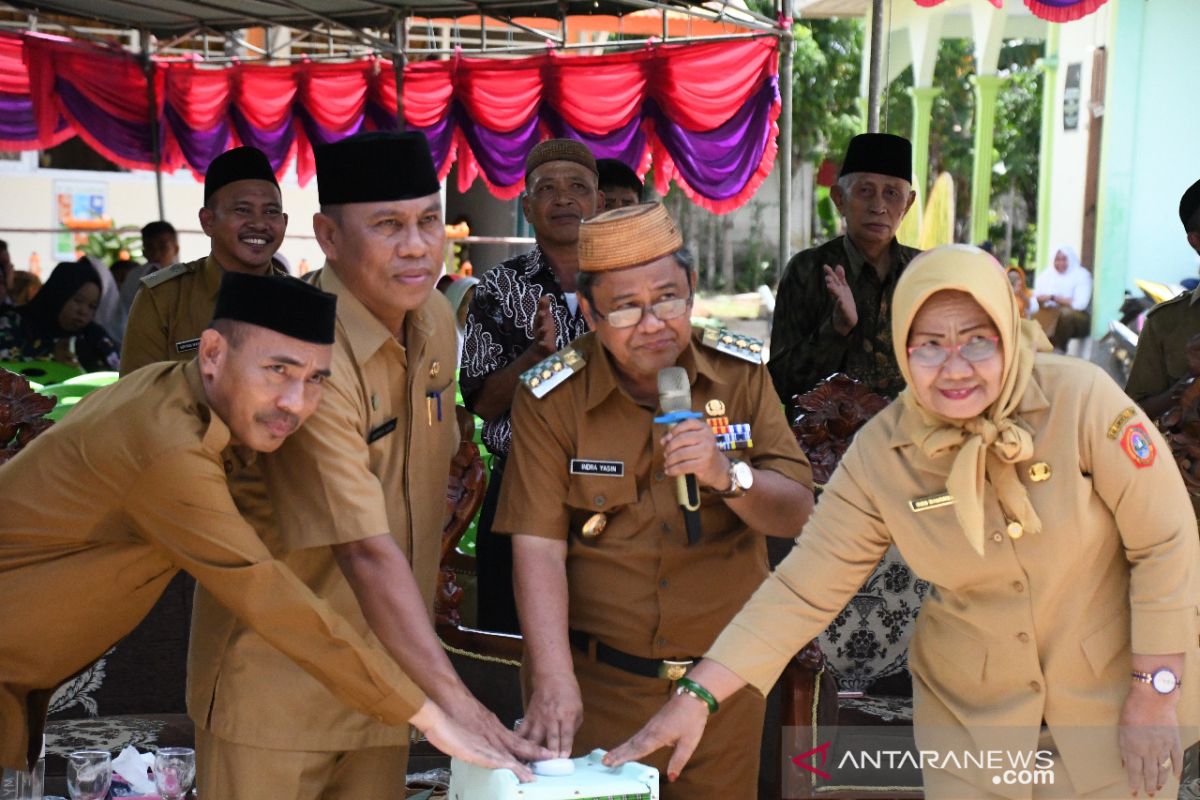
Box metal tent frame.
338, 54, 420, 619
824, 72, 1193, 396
0, 0, 829, 279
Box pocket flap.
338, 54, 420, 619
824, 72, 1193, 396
1081, 610, 1129, 677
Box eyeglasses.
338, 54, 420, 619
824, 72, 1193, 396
593, 291, 693, 329
906, 336, 1000, 368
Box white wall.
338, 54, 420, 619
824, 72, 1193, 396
1041, 6, 1109, 270
0, 159, 327, 276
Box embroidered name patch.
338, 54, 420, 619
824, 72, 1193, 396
1120, 423, 1156, 468
175, 337, 200, 354
570, 459, 624, 477
367, 417, 398, 444
1106, 406, 1137, 439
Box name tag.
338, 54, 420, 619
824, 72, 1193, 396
908, 491, 954, 513
367, 418, 397, 444
570, 459, 624, 477
175, 337, 200, 354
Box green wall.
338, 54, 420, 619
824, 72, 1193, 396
1094, 0, 1200, 335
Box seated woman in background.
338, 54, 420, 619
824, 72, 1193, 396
0, 259, 120, 372
1007, 265, 1037, 319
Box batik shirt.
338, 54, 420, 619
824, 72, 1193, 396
460, 246, 589, 457
769, 236, 920, 407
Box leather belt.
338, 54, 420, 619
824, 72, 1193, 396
568, 629, 694, 681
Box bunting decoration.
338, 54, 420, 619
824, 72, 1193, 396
0, 31, 780, 214
913, 0, 1108, 22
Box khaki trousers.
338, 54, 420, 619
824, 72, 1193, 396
542, 649, 766, 800
195, 727, 409, 800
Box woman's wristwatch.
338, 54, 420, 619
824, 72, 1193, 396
1130, 668, 1181, 694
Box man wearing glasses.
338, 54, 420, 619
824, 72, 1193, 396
494, 203, 814, 799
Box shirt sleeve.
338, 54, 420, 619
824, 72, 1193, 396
125, 447, 427, 724
459, 276, 509, 413
492, 385, 573, 540
769, 251, 848, 405
119, 288, 168, 376
1082, 368, 1200, 654
1124, 313, 1170, 402
705, 440, 892, 695
262, 374, 391, 550
746, 363, 813, 489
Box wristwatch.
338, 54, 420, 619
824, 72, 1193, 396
1131, 668, 1181, 694
716, 459, 753, 498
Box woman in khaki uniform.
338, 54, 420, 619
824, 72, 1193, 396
607, 245, 1200, 799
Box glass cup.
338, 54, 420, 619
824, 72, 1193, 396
66, 750, 111, 800
153, 748, 195, 800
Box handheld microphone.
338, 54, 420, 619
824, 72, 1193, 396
657, 367, 703, 545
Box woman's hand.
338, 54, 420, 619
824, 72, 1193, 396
602, 692, 710, 782
1118, 685, 1182, 797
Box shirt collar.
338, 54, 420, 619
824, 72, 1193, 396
201, 254, 224, 299
584, 328, 723, 411
318, 265, 434, 363
842, 235, 904, 282
184, 359, 231, 454
203, 254, 290, 298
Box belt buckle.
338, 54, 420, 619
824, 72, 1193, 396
659, 659, 693, 681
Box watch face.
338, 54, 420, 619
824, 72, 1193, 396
1151, 670, 1178, 693
733, 461, 753, 490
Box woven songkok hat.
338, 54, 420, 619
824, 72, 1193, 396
525, 139, 597, 181
578, 202, 683, 273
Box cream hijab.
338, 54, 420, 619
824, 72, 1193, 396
891, 245, 1053, 556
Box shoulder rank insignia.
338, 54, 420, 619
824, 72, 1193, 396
520, 347, 586, 399
140, 261, 192, 289
702, 327, 764, 364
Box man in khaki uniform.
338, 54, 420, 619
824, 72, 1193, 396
1126, 177, 1200, 420
120, 146, 289, 374
189, 132, 543, 799
0, 274, 432, 772
497, 203, 814, 798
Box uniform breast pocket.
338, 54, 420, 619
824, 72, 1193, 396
566, 473, 640, 539
423, 379, 455, 428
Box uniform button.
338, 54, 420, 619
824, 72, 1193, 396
223, 460, 233, 474
656, 638, 667, 647
654, 471, 665, 482
1012, 581, 1025, 593
661, 522, 671, 533
659, 579, 669, 589
1017, 632, 1030, 643
991, 532, 1003, 543
1029, 681, 1042, 693
594, 495, 606, 506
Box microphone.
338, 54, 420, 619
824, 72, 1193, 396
657, 366, 703, 545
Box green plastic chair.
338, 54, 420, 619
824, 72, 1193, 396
37, 372, 118, 421
0, 360, 84, 387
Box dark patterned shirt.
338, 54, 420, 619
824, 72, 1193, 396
0, 306, 120, 373
460, 246, 590, 456
769, 236, 920, 408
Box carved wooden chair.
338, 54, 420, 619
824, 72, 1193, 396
778, 375, 924, 799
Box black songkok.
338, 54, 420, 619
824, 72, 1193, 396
315, 131, 440, 205
596, 158, 643, 196
205, 146, 279, 202
839, 133, 913, 183
1179, 178, 1200, 232
212, 273, 337, 345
